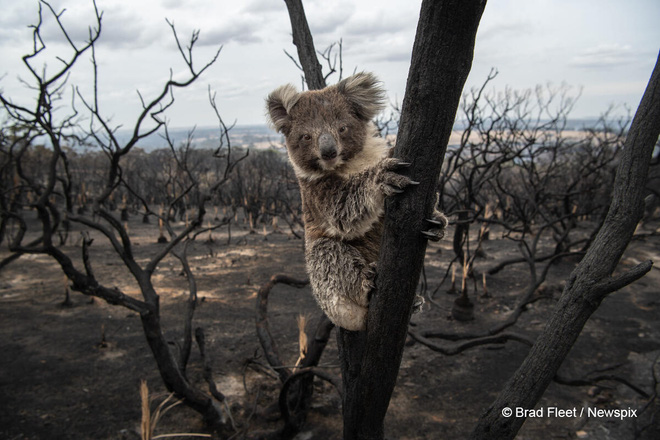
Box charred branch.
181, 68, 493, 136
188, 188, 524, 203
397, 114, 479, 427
471, 50, 660, 440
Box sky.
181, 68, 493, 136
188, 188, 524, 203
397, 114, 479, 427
1, 0, 659, 130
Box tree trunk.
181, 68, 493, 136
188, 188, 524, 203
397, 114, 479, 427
139, 305, 224, 426
339, 1, 487, 439
470, 51, 660, 440
283, 0, 326, 90
281, 0, 487, 437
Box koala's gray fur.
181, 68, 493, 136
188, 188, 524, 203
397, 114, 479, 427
266, 72, 447, 331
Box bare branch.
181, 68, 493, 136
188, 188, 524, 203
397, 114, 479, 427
255, 274, 310, 384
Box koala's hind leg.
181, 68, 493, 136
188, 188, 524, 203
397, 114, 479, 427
305, 238, 374, 331
422, 193, 449, 242
423, 209, 449, 241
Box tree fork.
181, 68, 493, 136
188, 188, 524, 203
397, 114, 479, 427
280, 0, 487, 437
139, 308, 225, 426
340, 1, 487, 439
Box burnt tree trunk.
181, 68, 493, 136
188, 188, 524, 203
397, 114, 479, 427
279, 2, 334, 437
283, 0, 486, 438
470, 51, 660, 440
139, 306, 224, 425
278, 2, 338, 437
283, 0, 326, 91
340, 1, 486, 439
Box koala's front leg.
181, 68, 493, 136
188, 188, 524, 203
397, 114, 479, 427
316, 158, 417, 238
377, 160, 448, 241
375, 157, 419, 197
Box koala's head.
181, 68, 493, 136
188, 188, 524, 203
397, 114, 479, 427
266, 72, 386, 178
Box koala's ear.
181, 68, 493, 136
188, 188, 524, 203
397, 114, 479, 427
266, 84, 300, 134
336, 72, 386, 121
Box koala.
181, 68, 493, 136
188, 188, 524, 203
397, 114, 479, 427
266, 72, 447, 331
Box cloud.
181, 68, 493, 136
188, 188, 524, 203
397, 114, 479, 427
0, 3, 40, 43
477, 20, 534, 41
342, 10, 414, 38
303, 1, 356, 36
242, 0, 288, 14
570, 44, 636, 69
161, 0, 188, 8
97, 10, 164, 49
312, 6, 418, 65
158, 2, 279, 47
200, 16, 264, 46
7, 2, 164, 51
346, 36, 413, 64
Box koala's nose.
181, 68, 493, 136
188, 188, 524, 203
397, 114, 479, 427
319, 133, 337, 160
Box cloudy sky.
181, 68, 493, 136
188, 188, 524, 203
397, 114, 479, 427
1, 0, 658, 130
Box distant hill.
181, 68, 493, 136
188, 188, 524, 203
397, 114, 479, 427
108, 118, 610, 152
109, 124, 282, 152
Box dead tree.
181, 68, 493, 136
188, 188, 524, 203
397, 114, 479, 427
282, 0, 486, 438
470, 51, 660, 440
283, 0, 325, 91
340, 3, 487, 438
416, 77, 630, 345
227, 3, 342, 438
0, 1, 245, 430
255, 274, 337, 437
282, 1, 660, 439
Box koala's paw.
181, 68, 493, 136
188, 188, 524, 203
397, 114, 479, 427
412, 293, 425, 314
359, 261, 377, 302
376, 158, 418, 197
422, 209, 449, 242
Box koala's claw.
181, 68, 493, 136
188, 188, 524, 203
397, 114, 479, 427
380, 157, 411, 171
426, 218, 445, 226
359, 261, 378, 300
412, 294, 425, 313
378, 158, 418, 197
421, 230, 442, 241
422, 213, 448, 242
387, 186, 405, 194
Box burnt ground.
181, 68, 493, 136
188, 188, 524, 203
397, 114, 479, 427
1, 214, 659, 440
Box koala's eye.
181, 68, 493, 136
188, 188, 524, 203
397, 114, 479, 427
339, 126, 348, 134
301, 134, 312, 142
